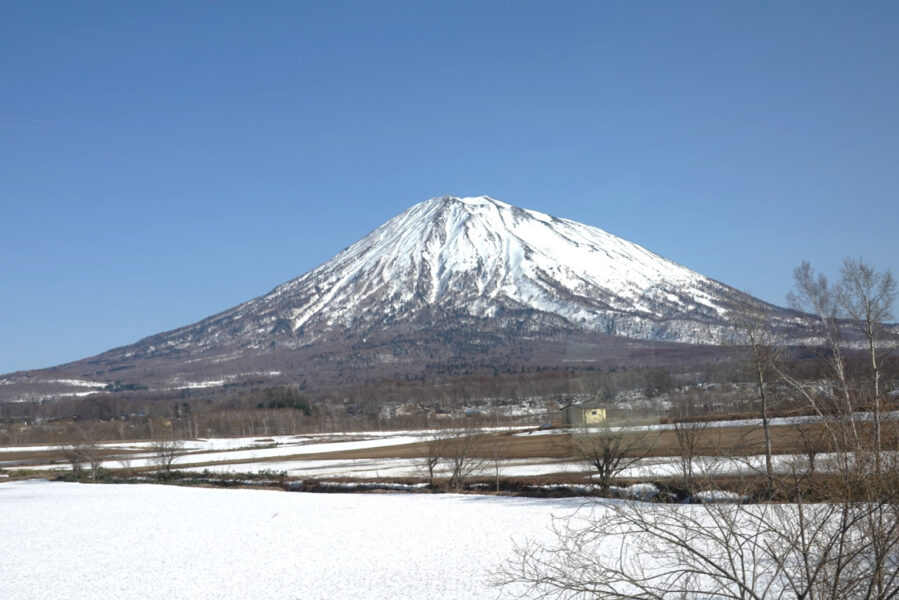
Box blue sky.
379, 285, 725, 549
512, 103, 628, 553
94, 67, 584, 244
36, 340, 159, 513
2, 2, 898, 374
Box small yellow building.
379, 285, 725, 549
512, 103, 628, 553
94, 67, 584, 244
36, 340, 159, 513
561, 402, 607, 426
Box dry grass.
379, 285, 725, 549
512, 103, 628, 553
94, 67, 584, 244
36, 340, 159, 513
283, 421, 892, 461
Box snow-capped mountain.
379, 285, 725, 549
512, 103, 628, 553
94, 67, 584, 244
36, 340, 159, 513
2, 195, 801, 400
126, 195, 766, 354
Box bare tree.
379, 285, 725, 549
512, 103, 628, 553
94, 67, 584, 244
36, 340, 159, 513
781, 259, 897, 475
836, 257, 896, 464
673, 419, 708, 492
150, 437, 184, 475
729, 295, 781, 486
781, 261, 862, 474
417, 428, 448, 487
573, 422, 652, 495
486, 431, 514, 493
83, 431, 103, 479
62, 443, 85, 478
62, 424, 102, 479
792, 421, 828, 479
443, 426, 486, 490
496, 487, 899, 600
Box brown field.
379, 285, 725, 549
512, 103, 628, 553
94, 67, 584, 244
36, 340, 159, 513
253, 420, 895, 462
5, 420, 895, 479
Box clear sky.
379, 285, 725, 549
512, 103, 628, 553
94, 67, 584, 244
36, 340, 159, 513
2, 2, 898, 374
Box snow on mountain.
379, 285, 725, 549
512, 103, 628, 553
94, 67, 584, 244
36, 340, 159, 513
3, 195, 809, 400
119, 195, 771, 361
278, 195, 725, 326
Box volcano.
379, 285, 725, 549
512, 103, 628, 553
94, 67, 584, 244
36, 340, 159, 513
1, 196, 801, 401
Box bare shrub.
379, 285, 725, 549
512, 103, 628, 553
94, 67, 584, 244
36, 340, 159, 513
495, 260, 899, 600
496, 492, 899, 600
573, 422, 652, 495
150, 438, 184, 474
673, 419, 709, 492
417, 428, 448, 487
443, 427, 486, 490
62, 425, 103, 479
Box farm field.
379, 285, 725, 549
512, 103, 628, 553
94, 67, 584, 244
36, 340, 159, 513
2, 415, 895, 482
0, 479, 584, 600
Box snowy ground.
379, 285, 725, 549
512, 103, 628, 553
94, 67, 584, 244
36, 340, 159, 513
178, 453, 824, 479
0, 431, 434, 455
0, 479, 584, 600
0, 432, 434, 472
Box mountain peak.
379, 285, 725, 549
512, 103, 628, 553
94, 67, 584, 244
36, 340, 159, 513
3, 194, 804, 400
434, 194, 497, 204
132, 195, 762, 357
422, 195, 517, 219
445, 194, 505, 207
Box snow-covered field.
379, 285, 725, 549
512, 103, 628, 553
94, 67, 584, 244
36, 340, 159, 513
0, 432, 433, 472
0, 425, 863, 480
0, 479, 583, 600
1, 429, 537, 475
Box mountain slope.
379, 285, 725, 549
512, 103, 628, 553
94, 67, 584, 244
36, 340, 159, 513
123, 195, 766, 356
2, 195, 800, 400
